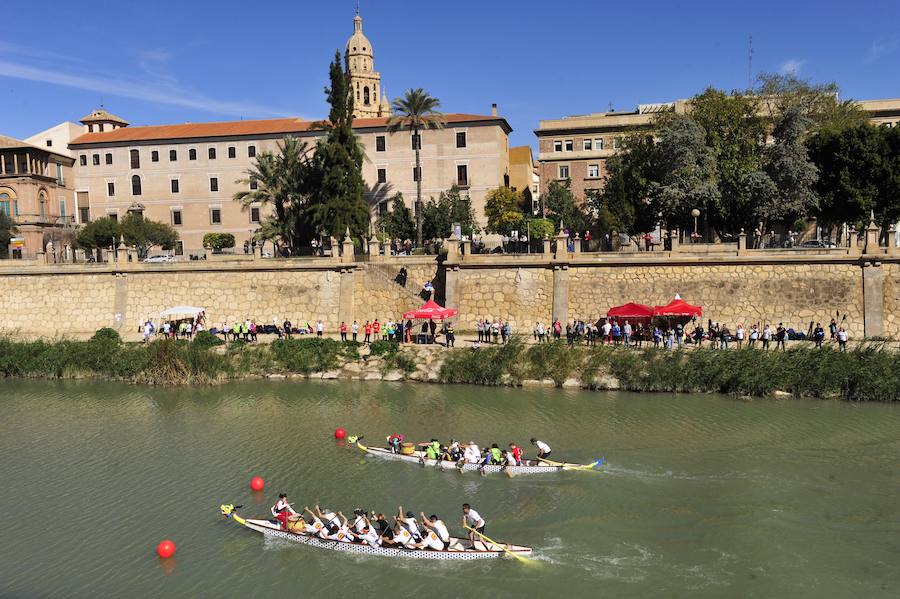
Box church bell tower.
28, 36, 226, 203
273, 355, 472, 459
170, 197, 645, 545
345, 10, 390, 119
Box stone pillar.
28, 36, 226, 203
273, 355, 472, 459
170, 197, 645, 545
445, 233, 460, 262
75, 248, 86, 263
329, 236, 339, 263
542, 236, 552, 255
341, 227, 355, 264
862, 261, 884, 338
554, 222, 569, 261
444, 265, 460, 312
888, 226, 899, 256
381, 239, 392, 258
572, 233, 581, 255
461, 238, 471, 259
368, 235, 380, 260
116, 236, 127, 263
848, 227, 860, 256
338, 267, 354, 326
551, 265, 569, 324
737, 229, 747, 255
864, 212, 880, 254
669, 229, 680, 253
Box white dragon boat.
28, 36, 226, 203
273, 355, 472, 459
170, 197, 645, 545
356, 441, 603, 475
219, 504, 532, 560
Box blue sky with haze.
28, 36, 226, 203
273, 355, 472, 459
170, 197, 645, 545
0, 0, 897, 148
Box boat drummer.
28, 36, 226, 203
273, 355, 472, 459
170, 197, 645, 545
462, 503, 486, 549
531, 438, 552, 460
271, 493, 297, 531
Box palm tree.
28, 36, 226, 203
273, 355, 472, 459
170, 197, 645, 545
387, 88, 445, 248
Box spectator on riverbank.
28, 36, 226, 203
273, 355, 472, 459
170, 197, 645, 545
284, 319, 293, 339
352, 320, 359, 342
735, 324, 745, 349
364, 321, 372, 344
837, 327, 848, 350
340, 321, 347, 342
813, 323, 826, 348
316, 320, 324, 337
776, 323, 787, 350
623, 320, 632, 348
829, 318, 838, 340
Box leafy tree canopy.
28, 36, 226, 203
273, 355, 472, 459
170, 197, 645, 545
422, 186, 480, 240
73, 217, 120, 250
377, 193, 415, 241
484, 186, 526, 235
203, 232, 236, 250
541, 180, 592, 235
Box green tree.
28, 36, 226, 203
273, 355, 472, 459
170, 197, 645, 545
650, 115, 720, 231
484, 186, 526, 235
540, 180, 591, 235
74, 217, 120, 250
387, 88, 446, 247
120, 213, 178, 259
756, 73, 868, 131
687, 88, 765, 235
595, 133, 659, 237
377, 193, 415, 240
524, 217, 555, 240
306, 51, 370, 241
202, 232, 236, 251
0, 210, 13, 258
420, 187, 479, 240
234, 136, 312, 251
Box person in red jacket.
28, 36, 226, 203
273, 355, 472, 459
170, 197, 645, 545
340, 321, 347, 342
373, 319, 381, 340
364, 321, 373, 344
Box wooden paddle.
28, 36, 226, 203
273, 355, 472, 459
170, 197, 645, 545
536, 456, 603, 471
464, 525, 534, 565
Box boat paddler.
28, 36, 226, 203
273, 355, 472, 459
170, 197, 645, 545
421, 512, 450, 550
463, 441, 480, 464
271, 493, 297, 530
462, 503, 486, 549
424, 439, 440, 460
313, 504, 342, 539
490, 443, 503, 465
397, 505, 423, 542
531, 438, 552, 460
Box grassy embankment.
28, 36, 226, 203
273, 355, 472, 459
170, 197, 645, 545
1, 330, 898, 401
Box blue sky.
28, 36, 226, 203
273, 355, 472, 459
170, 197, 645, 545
0, 0, 897, 149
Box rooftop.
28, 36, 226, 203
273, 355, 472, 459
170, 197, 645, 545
80, 108, 129, 125
0, 133, 71, 159
70, 114, 511, 145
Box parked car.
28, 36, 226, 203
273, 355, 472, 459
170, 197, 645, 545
799, 240, 836, 249
143, 255, 175, 263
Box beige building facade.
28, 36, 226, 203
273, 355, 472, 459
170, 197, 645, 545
536, 98, 900, 203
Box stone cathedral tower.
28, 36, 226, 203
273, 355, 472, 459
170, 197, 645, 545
345, 10, 391, 119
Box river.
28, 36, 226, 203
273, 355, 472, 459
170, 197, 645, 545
0, 380, 897, 598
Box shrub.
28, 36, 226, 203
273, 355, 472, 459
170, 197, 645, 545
270, 337, 342, 374
202, 232, 235, 250
439, 337, 523, 385
194, 330, 224, 349
90, 328, 122, 344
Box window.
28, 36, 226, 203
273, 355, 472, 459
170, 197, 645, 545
553, 140, 562, 152
583, 139, 592, 151
210, 208, 221, 224
92, 154, 100, 166
169, 149, 177, 161
249, 177, 258, 191
564, 140, 574, 152
39, 195, 46, 221
456, 131, 467, 148
189, 148, 197, 160
105, 153, 112, 165
130, 149, 140, 169
59, 199, 66, 219
412, 166, 421, 181
457, 164, 468, 186
613, 137, 622, 149
98, 124, 104, 132
377, 168, 386, 183
248, 145, 256, 158
209, 177, 218, 192
79, 207, 90, 223
79, 155, 87, 166
364, 86, 370, 105
151, 150, 159, 162
108, 212, 118, 222
171, 210, 182, 226
171, 179, 179, 193
175, 240, 184, 256
0, 193, 10, 218
375, 136, 385, 152
107, 182, 115, 196
250, 207, 261, 223
131, 175, 142, 195
56, 163, 64, 185
228, 146, 236, 159
208, 147, 216, 160
558, 165, 570, 179
411, 134, 421, 150
595, 138, 604, 150
46, 139, 52, 147
588, 164, 600, 178
87, 124, 93, 133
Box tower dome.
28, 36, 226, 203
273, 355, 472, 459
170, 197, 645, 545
344, 10, 387, 118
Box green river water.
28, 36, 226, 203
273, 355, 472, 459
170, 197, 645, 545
0, 380, 898, 598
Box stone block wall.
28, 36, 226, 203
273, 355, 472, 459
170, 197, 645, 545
456, 267, 553, 331
0, 272, 118, 335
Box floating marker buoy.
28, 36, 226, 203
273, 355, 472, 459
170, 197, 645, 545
157, 539, 176, 558
334, 427, 347, 440
250, 476, 265, 492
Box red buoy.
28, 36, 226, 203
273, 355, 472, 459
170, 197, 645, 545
334, 427, 346, 440
250, 476, 265, 492
157, 539, 176, 558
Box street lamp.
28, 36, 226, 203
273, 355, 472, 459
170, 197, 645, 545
691, 208, 701, 243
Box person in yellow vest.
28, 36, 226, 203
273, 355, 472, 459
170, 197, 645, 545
444, 321, 456, 347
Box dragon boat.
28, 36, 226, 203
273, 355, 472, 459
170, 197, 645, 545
355, 440, 603, 475
219, 504, 532, 560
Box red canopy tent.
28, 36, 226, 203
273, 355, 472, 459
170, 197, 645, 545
607, 302, 654, 321
652, 295, 702, 317
402, 299, 459, 321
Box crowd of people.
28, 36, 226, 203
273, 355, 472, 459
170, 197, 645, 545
475, 319, 513, 344
530, 317, 851, 351
386, 435, 553, 469
269, 496, 488, 551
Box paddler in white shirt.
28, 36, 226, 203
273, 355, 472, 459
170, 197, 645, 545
397, 506, 423, 542
531, 438, 552, 461
421, 512, 450, 550
312, 504, 342, 540
462, 503, 486, 549
463, 441, 481, 464
271, 493, 297, 531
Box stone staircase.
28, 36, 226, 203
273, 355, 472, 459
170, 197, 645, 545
363, 263, 430, 305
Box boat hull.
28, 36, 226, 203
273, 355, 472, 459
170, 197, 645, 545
242, 518, 531, 560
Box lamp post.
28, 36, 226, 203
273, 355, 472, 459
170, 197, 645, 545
691, 208, 701, 243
